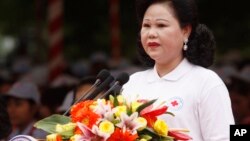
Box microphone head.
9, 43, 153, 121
116, 72, 129, 86
95, 75, 114, 92
85, 75, 114, 100
103, 75, 115, 87
96, 69, 110, 82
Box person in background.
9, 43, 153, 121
89, 52, 109, 76
0, 75, 13, 94
57, 76, 100, 114
122, 0, 234, 140
0, 95, 12, 140
39, 86, 70, 119
230, 65, 250, 124
73, 76, 97, 102
240, 65, 250, 124
5, 81, 47, 140
229, 78, 250, 124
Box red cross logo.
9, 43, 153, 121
171, 100, 179, 107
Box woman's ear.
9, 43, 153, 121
182, 24, 192, 39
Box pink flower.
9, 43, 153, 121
116, 112, 142, 134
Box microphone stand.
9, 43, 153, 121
95, 81, 119, 100
63, 79, 101, 116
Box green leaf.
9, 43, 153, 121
113, 95, 119, 107
144, 127, 159, 136
159, 136, 174, 141
139, 128, 159, 139
158, 137, 174, 141
127, 105, 133, 116
34, 114, 72, 138
139, 134, 152, 140
136, 99, 157, 114
165, 112, 175, 117
109, 95, 114, 104
140, 128, 174, 141
112, 119, 121, 125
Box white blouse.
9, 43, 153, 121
122, 58, 235, 141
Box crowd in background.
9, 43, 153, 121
0, 50, 249, 140
214, 58, 250, 124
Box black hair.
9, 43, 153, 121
136, 0, 215, 68
6, 96, 37, 106
27, 99, 37, 106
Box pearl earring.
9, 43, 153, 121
183, 39, 188, 51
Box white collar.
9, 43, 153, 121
146, 58, 194, 83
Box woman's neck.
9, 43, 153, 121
155, 57, 183, 77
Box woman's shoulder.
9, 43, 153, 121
192, 65, 224, 86
123, 68, 153, 87
129, 68, 153, 78
122, 69, 153, 96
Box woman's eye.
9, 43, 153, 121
157, 24, 166, 27
142, 23, 150, 27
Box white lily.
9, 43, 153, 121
116, 112, 143, 134
76, 122, 106, 141
93, 99, 114, 121
91, 125, 111, 141
76, 121, 115, 141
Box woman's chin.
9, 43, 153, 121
148, 53, 162, 61
147, 51, 160, 57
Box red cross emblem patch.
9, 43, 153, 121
167, 97, 183, 111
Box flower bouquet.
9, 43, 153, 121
34, 95, 192, 141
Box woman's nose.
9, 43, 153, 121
148, 28, 157, 38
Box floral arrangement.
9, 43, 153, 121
35, 95, 192, 141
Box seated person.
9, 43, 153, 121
5, 81, 47, 140
57, 76, 105, 114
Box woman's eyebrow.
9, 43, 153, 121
156, 19, 169, 22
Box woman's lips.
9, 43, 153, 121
147, 42, 160, 48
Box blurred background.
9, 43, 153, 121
0, 1, 250, 137
0, 0, 249, 77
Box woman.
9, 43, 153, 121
122, 0, 235, 140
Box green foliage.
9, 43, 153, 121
165, 112, 175, 117
138, 128, 174, 141
34, 114, 73, 138
136, 99, 157, 114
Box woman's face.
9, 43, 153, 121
141, 2, 191, 66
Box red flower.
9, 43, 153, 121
140, 105, 168, 127
74, 126, 82, 134
107, 128, 138, 141
70, 100, 100, 129
168, 131, 192, 140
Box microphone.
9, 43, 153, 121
85, 75, 114, 100
74, 69, 110, 102
94, 69, 110, 85
96, 72, 129, 99
63, 69, 110, 115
